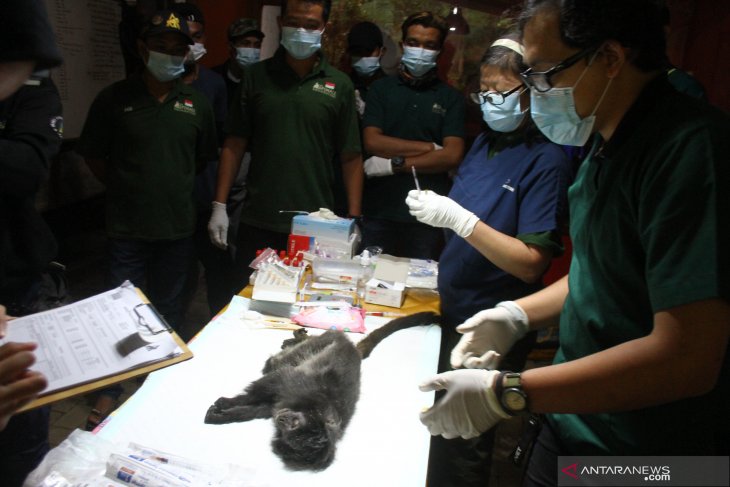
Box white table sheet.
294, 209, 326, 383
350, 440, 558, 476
96, 311, 441, 487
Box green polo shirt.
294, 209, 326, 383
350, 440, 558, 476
361, 75, 465, 222
549, 76, 730, 454
77, 75, 217, 240
225, 48, 361, 233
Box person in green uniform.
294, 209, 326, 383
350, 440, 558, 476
77, 10, 217, 429
359, 11, 465, 260
208, 0, 363, 290
417, 0, 730, 483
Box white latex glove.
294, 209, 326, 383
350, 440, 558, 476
208, 201, 229, 250
364, 156, 393, 177
354, 89, 366, 116
405, 189, 480, 238
450, 301, 529, 369
419, 369, 509, 439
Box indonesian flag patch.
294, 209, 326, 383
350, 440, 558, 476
324, 82, 335, 90
184, 99, 194, 108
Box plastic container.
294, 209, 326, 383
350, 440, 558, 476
311, 257, 364, 284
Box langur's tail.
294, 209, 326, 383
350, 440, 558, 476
356, 311, 440, 359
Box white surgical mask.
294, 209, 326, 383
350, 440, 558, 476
352, 56, 380, 77
146, 50, 186, 82
530, 56, 612, 146
480, 89, 527, 133
401, 46, 439, 78
235, 47, 261, 67
189, 42, 207, 62
281, 26, 322, 60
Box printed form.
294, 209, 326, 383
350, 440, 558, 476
1, 282, 182, 395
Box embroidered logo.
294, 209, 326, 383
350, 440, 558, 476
173, 100, 196, 115
502, 178, 515, 192
312, 81, 337, 98
432, 103, 446, 116
123, 106, 133, 112
166, 13, 181, 30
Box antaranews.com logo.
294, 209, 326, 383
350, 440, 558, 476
558, 456, 729, 486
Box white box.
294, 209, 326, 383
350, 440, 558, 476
364, 279, 406, 308
291, 214, 354, 242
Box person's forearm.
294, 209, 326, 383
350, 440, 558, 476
465, 222, 552, 283
514, 275, 568, 329
363, 128, 433, 158
341, 153, 363, 216
524, 299, 730, 414
404, 139, 464, 174
214, 136, 247, 203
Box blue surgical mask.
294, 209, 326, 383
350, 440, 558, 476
481, 89, 527, 133
401, 46, 439, 78
146, 50, 186, 82
189, 42, 207, 62
352, 56, 380, 77
529, 58, 612, 146
235, 47, 261, 67
281, 26, 322, 60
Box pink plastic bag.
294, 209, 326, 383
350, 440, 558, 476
292, 305, 367, 333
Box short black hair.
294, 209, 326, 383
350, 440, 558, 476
401, 12, 449, 48
519, 0, 668, 72
282, 0, 332, 24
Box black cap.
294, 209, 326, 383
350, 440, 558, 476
228, 18, 265, 41
347, 22, 383, 52
141, 10, 194, 45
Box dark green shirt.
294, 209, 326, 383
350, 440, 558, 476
77, 76, 217, 240
550, 76, 730, 455
225, 48, 361, 233
361, 75, 465, 222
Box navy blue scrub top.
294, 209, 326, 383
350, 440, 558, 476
438, 132, 573, 326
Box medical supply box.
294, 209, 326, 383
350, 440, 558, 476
291, 214, 354, 242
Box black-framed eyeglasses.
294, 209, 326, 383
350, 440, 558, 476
470, 84, 524, 106
519, 46, 597, 93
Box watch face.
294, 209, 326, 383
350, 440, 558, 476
392, 156, 405, 167
503, 388, 527, 412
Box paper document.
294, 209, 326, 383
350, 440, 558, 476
1, 281, 182, 396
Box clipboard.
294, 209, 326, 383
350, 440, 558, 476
13, 284, 193, 413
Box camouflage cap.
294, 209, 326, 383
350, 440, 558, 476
228, 18, 265, 41
141, 10, 194, 44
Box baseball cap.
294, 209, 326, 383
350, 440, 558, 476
347, 22, 383, 52
141, 10, 194, 44
170, 4, 205, 25
228, 18, 265, 41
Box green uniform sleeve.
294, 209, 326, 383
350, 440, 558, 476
361, 78, 385, 130
516, 231, 564, 256
640, 115, 730, 310
336, 80, 362, 156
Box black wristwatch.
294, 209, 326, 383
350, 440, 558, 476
390, 156, 406, 172
495, 371, 529, 416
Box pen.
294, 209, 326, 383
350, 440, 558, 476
412, 166, 421, 193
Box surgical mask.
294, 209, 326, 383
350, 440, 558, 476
189, 42, 207, 62
530, 58, 612, 146
352, 56, 380, 77
281, 26, 322, 60
401, 46, 439, 78
146, 50, 186, 82
235, 47, 261, 67
480, 89, 527, 133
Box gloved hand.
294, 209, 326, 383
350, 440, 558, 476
450, 301, 529, 369
419, 369, 509, 439
405, 190, 480, 238
364, 156, 393, 177
208, 201, 229, 250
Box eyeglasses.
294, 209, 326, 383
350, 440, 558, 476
519, 46, 597, 92
470, 84, 524, 106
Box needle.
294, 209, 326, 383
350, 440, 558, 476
412, 166, 421, 194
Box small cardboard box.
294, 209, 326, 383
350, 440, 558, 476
291, 214, 354, 242
364, 279, 406, 308
363, 255, 410, 308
